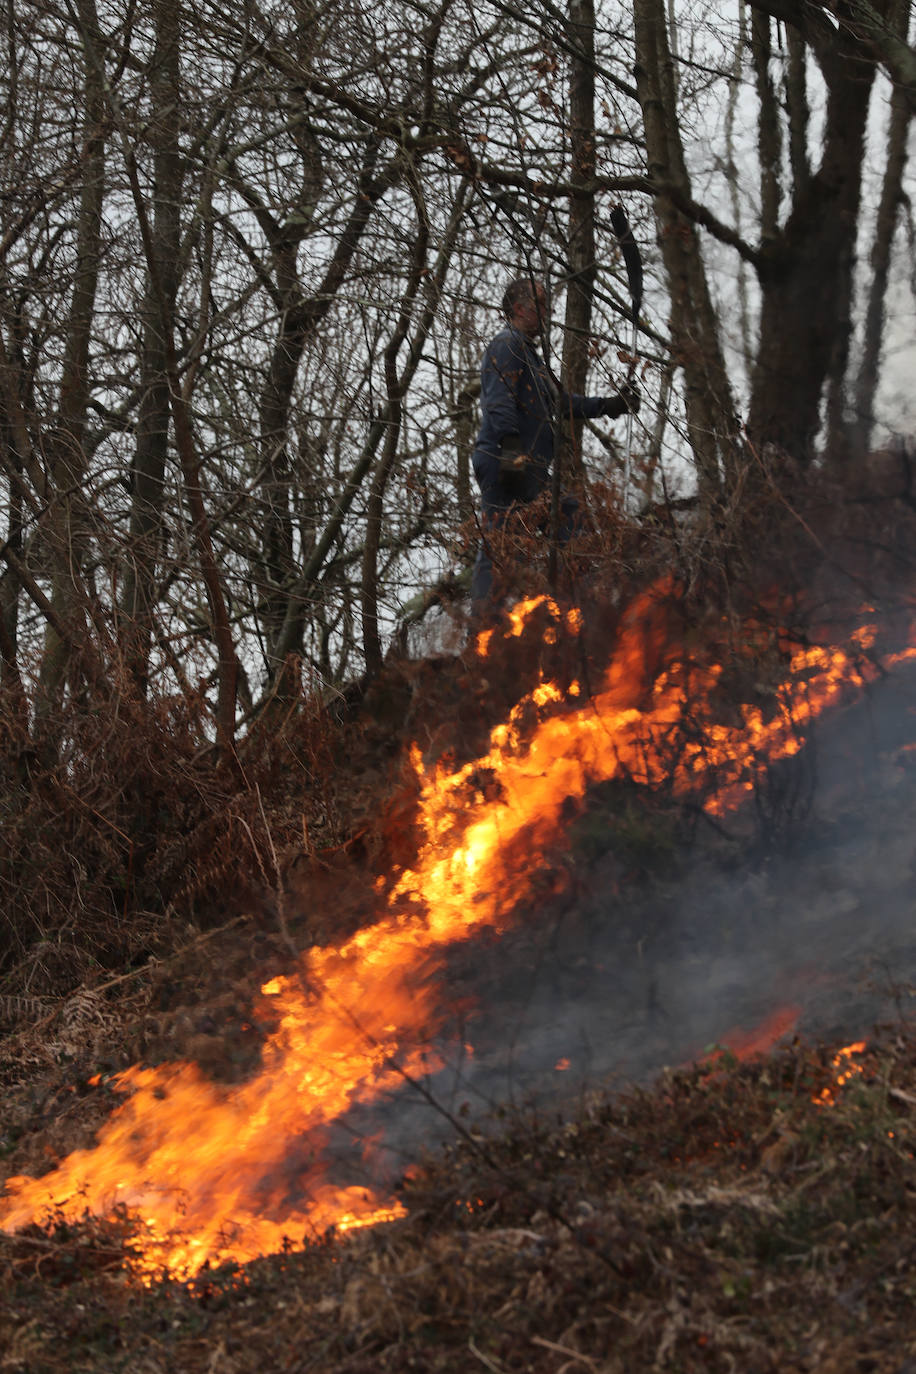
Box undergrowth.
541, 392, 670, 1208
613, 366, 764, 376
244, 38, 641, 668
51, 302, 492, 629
3, 1031, 916, 1372
3, 462, 915, 1002
2, 470, 916, 1370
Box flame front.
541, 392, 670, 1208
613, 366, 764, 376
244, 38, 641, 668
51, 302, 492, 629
1, 587, 910, 1278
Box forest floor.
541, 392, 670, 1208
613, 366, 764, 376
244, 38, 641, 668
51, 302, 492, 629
4, 526, 916, 1372
4, 1001, 916, 1372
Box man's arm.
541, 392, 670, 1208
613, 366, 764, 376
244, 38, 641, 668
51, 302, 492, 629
566, 381, 640, 419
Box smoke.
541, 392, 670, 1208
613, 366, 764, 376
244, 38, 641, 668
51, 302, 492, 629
328, 655, 916, 1183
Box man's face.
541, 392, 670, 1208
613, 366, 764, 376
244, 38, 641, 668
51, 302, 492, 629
512, 283, 548, 338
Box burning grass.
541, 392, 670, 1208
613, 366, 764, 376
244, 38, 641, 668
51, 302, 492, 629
3, 1026, 916, 1372
4, 582, 910, 1282
4, 481, 916, 1367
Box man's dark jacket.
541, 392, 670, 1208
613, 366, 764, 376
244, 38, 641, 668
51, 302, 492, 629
472, 326, 606, 507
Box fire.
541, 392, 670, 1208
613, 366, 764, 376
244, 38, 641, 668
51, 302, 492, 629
0, 586, 909, 1280
708, 1006, 802, 1063
815, 1041, 867, 1106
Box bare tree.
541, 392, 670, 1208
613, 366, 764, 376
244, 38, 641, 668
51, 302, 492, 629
850, 0, 913, 453
746, 5, 880, 460
120, 0, 186, 694
633, 0, 743, 498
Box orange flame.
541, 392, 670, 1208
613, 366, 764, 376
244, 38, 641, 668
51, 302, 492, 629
815, 1041, 867, 1106
708, 1005, 801, 1063
0, 588, 907, 1278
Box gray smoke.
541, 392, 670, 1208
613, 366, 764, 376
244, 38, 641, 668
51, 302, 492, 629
326, 657, 916, 1186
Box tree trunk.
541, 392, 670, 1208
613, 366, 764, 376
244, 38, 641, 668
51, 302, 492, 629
558, 0, 597, 488
258, 143, 398, 680
36, 0, 106, 724
121, 0, 184, 691
836, 0, 916, 114
360, 177, 466, 679
255, 116, 324, 655
0, 325, 27, 705
634, 0, 742, 501
752, 11, 782, 243
850, 0, 912, 454
453, 379, 480, 528
747, 17, 878, 459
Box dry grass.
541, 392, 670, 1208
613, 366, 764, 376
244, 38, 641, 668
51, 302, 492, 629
3, 470, 916, 1371
3, 1030, 916, 1372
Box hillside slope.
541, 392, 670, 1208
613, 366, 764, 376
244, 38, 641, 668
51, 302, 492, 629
4, 476, 916, 1371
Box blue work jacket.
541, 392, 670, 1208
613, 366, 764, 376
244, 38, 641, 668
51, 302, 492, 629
472, 327, 606, 506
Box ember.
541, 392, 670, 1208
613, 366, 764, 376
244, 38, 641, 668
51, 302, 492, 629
815, 1041, 867, 1106
0, 588, 911, 1280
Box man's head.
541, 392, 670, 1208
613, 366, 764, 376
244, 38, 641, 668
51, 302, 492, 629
502, 276, 548, 338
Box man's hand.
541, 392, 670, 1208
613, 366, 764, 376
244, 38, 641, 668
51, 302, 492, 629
618, 380, 641, 414
498, 433, 528, 473
600, 381, 641, 418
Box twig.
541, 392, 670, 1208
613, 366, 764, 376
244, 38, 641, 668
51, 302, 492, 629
255, 783, 296, 958
468, 1338, 507, 1372
531, 1334, 601, 1368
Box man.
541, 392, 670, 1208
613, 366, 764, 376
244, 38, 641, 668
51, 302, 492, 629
470, 275, 639, 610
